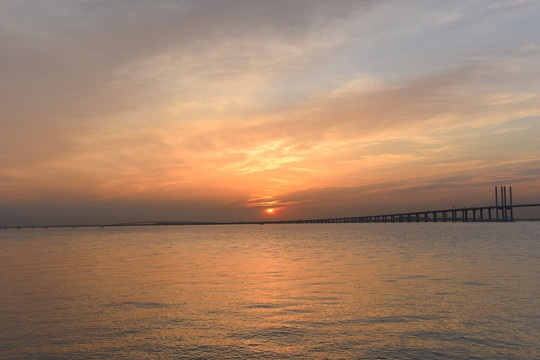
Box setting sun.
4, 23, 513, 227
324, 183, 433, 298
265, 208, 275, 214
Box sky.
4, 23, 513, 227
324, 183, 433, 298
1, 0, 540, 225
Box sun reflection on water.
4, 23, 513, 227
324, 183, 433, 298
0, 224, 539, 359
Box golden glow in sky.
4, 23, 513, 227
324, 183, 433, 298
1, 0, 540, 225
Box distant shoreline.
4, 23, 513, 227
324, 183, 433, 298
2, 218, 539, 230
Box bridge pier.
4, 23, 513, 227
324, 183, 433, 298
501, 186, 508, 221
509, 186, 514, 222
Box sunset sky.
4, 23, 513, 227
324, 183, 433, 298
1, 0, 540, 225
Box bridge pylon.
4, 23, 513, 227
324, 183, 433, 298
495, 185, 514, 222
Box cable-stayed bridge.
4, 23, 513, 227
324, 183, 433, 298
263, 185, 540, 224
3, 186, 538, 229
110, 185, 539, 226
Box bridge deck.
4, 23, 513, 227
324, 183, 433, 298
263, 203, 540, 224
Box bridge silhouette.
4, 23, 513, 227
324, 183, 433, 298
113, 185, 539, 227
261, 186, 540, 224
8, 185, 536, 229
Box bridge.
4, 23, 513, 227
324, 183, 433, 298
263, 186, 540, 224
4, 186, 537, 229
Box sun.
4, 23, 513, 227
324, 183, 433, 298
265, 208, 275, 214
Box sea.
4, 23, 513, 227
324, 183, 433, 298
0, 223, 538, 359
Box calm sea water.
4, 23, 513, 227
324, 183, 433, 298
0, 223, 538, 359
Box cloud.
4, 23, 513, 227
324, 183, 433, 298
0, 0, 371, 165
0, 0, 366, 107
180, 53, 540, 156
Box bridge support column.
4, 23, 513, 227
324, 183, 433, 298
501, 185, 508, 221
500, 186, 505, 221
495, 186, 499, 222
509, 186, 514, 222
